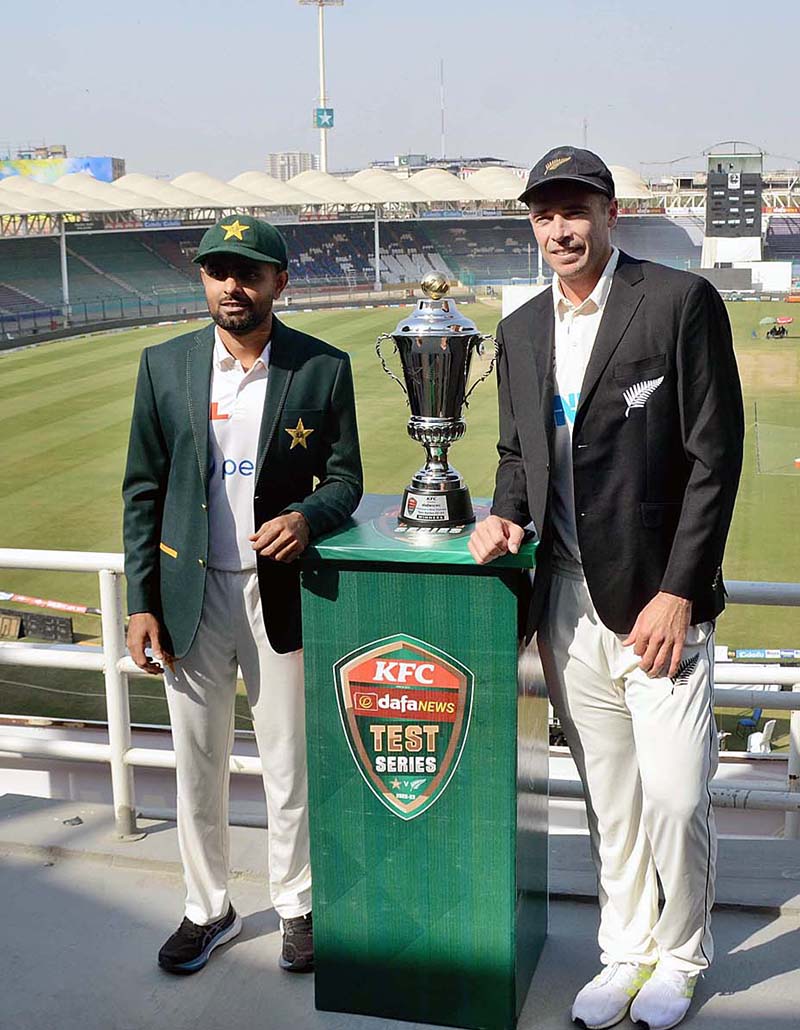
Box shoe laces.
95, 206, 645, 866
177, 917, 206, 940
593, 961, 643, 987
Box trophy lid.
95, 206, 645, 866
391, 272, 480, 338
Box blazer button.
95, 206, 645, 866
201, 503, 208, 511
198, 558, 206, 568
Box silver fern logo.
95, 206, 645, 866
670, 654, 699, 690
623, 376, 665, 417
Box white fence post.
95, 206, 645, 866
786, 683, 800, 840
98, 568, 137, 837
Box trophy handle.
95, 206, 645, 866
464, 334, 499, 405
376, 334, 408, 397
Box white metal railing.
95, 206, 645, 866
0, 548, 798, 838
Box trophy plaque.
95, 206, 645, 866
376, 273, 497, 528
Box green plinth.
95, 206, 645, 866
299, 495, 548, 1030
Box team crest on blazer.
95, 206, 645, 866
334, 634, 474, 820
623, 376, 665, 418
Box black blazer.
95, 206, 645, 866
490, 252, 744, 636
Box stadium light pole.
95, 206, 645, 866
298, 0, 343, 174
59, 216, 71, 324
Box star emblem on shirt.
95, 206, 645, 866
390, 779, 401, 790
285, 417, 315, 449
220, 219, 250, 241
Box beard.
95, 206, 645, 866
212, 303, 269, 333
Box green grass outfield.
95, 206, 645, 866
0, 300, 798, 731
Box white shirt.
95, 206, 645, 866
550, 247, 619, 563
207, 328, 270, 571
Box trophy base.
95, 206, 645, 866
399, 484, 475, 528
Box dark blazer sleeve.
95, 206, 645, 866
283, 353, 363, 537
122, 348, 170, 616
660, 277, 744, 600
490, 323, 532, 527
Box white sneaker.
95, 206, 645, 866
629, 966, 699, 1030
572, 962, 654, 1029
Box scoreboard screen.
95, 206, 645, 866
706, 171, 762, 238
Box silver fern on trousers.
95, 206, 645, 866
671, 653, 699, 687
623, 375, 665, 417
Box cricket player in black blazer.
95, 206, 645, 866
470, 148, 743, 1030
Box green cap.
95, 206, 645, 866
193, 216, 288, 270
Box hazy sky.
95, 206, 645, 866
6, 1, 799, 180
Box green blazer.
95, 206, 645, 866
122, 317, 363, 657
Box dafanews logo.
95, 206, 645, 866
334, 634, 474, 820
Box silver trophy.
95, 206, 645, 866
376, 273, 497, 528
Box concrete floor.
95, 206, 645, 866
1, 794, 798, 1030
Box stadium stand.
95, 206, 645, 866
0, 233, 203, 312
611, 215, 701, 269
0, 281, 41, 311
280, 222, 375, 284
142, 232, 198, 278
0, 238, 68, 306
380, 223, 452, 281
765, 215, 800, 269
0, 210, 765, 324
67, 234, 193, 296
421, 219, 538, 284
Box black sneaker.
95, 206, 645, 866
158, 904, 242, 975
279, 912, 313, 972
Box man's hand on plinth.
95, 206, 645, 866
623, 591, 693, 679
127, 612, 173, 675
468, 515, 525, 565
250, 512, 310, 563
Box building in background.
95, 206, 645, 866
266, 151, 320, 181
0, 144, 125, 184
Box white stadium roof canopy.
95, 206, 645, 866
609, 166, 651, 200
0, 165, 652, 217
229, 172, 315, 206
346, 168, 430, 203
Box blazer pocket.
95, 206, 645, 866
640, 501, 681, 528
613, 353, 667, 382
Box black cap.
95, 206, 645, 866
518, 146, 615, 204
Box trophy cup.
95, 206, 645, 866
376, 273, 497, 528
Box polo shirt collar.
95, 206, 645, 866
213, 326, 270, 372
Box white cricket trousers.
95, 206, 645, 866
538, 564, 718, 973
163, 568, 311, 926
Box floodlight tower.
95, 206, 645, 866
298, 0, 343, 173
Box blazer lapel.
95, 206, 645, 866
576, 254, 644, 427
527, 289, 556, 453
255, 316, 298, 480
186, 324, 215, 493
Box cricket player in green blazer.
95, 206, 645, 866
122, 215, 362, 976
